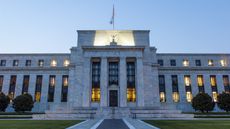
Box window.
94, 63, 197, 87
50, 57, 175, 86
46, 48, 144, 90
220, 59, 227, 67
50, 59, 57, 67
0, 76, 3, 92
127, 62, 136, 102
35, 75, 42, 102
63, 59, 70, 67
0, 60, 6, 66
158, 59, 164, 66
9, 75, 17, 101
184, 75, 191, 86
38, 60, 44, 67
22, 75, 30, 94
109, 62, 119, 85
195, 60, 201, 66
172, 92, 179, 102
170, 59, 176, 66
13, 60, 19, 66
171, 75, 179, 102
159, 75, 166, 102
48, 75, 55, 102
25, 60, 31, 66
61, 75, 68, 102
184, 75, 192, 102
127, 88, 136, 102
208, 60, 214, 66
183, 59, 189, 67
197, 75, 205, 93
223, 75, 230, 93
186, 92, 192, 102
91, 61, 101, 102
210, 75, 218, 102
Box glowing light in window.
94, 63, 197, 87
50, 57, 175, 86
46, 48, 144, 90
160, 92, 166, 102
212, 92, 218, 102
127, 88, 136, 102
172, 92, 180, 102
186, 92, 193, 102
183, 60, 189, 67
220, 59, 227, 67
64, 60, 70, 67
50, 60, 57, 67
208, 60, 214, 66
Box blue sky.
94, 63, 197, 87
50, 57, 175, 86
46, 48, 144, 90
0, 0, 230, 53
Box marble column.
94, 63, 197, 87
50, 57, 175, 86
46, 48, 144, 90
54, 75, 62, 104
217, 74, 224, 93
165, 74, 173, 103
82, 57, 91, 107
28, 74, 36, 100
100, 57, 108, 107
15, 74, 23, 97
136, 57, 144, 107
119, 57, 127, 107
2, 74, 10, 95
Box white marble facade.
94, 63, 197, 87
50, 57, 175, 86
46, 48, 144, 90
0, 30, 230, 113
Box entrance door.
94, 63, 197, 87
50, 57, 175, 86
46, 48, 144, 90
109, 90, 118, 107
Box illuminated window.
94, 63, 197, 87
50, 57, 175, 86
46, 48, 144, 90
8, 75, 16, 101
61, 75, 68, 102
208, 60, 214, 66
91, 61, 100, 102
223, 75, 230, 93
0, 76, 3, 92
170, 59, 176, 66
197, 75, 205, 93
63, 59, 70, 67
91, 88, 100, 102
22, 75, 30, 94
13, 60, 19, 66
184, 75, 191, 86
127, 88, 136, 102
48, 75, 55, 102
220, 59, 227, 67
210, 75, 217, 87
186, 92, 193, 102
212, 92, 218, 102
159, 75, 166, 102
35, 75, 42, 102
38, 60, 44, 67
172, 92, 180, 102
160, 92, 166, 102
183, 59, 189, 67
50, 59, 57, 67
127, 61, 136, 102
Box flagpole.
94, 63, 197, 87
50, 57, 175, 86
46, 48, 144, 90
113, 4, 115, 30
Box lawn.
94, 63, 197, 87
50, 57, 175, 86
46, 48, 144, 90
0, 120, 82, 129
144, 120, 230, 129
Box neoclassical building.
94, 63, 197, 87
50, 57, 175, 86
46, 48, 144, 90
0, 30, 230, 119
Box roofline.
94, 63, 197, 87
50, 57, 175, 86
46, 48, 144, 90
157, 53, 230, 56
77, 30, 150, 32
0, 53, 70, 56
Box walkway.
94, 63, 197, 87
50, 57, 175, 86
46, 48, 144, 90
66, 119, 159, 129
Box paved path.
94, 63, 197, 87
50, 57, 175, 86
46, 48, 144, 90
66, 119, 159, 129
96, 119, 129, 129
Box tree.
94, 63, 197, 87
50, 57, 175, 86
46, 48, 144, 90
0, 92, 10, 112
217, 92, 230, 112
192, 93, 215, 113
12, 93, 34, 112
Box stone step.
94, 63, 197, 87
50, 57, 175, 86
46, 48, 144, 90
131, 109, 181, 114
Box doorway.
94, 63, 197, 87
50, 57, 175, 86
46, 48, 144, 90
109, 90, 118, 107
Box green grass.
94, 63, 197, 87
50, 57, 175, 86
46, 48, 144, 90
144, 120, 230, 129
0, 120, 82, 129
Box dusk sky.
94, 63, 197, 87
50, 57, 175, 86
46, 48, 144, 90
0, 0, 230, 53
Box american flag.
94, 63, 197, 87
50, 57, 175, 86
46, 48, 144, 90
110, 5, 115, 29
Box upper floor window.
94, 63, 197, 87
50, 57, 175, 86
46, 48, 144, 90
13, 60, 19, 66
184, 75, 191, 86
208, 59, 214, 66
220, 59, 227, 67
38, 60, 44, 67
170, 59, 176, 66
183, 59, 189, 67
158, 59, 164, 66
63, 59, 70, 67
0, 60, 6, 66
195, 60, 201, 66
50, 59, 57, 67
25, 60, 31, 67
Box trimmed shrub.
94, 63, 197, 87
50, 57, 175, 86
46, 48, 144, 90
217, 92, 230, 112
192, 93, 215, 113
0, 92, 10, 112
12, 93, 34, 112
